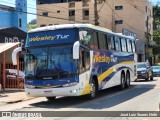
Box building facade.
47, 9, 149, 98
37, 0, 154, 62
0, 0, 27, 32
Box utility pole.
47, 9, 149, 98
112, 0, 116, 32
94, 0, 99, 26
94, 0, 106, 26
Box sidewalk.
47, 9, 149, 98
0, 89, 34, 105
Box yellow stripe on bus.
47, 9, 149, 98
98, 67, 114, 84
120, 61, 134, 64
81, 81, 91, 95
81, 61, 134, 95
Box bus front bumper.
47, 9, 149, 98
25, 85, 84, 97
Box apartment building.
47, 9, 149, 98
37, 0, 154, 63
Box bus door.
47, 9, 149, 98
79, 47, 90, 84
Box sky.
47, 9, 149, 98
0, 0, 36, 23
0, 0, 159, 23
151, 0, 160, 5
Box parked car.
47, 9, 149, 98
5, 69, 25, 80
137, 62, 153, 81
0, 69, 25, 88
152, 66, 160, 77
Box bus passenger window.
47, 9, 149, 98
85, 51, 90, 70
107, 35, 115, 50
121, 38, 127, 52
79, 48, 85, 73
132, 41, 136, 52
93, 32, 99, 49
98, 32, 106, 50
86, 29, 94, 49
115, 36, 121, 51
126, 39, 132, 52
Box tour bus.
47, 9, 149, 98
24, 24, 137, 100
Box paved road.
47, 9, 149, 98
0, 77, 160, 120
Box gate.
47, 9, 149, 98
0, 61, 24, 90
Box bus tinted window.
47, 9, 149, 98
79, 29, 98, 49
87, 30, 94, 49
107, 35, 115, 50
121, 38, 127, 52
98, 32, 106, 50
79, 48, 85, 73
132, 41, 136, 52
93, 31, 99, 49
85, 51, 90, 70
126, 39, 132, 52
115, 36, 121, 51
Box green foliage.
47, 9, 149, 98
153, 4, 160, 56
28, 24, 37, 31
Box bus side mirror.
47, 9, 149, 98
12, 47, 22, 65
73, 41, 80, 59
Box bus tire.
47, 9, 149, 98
120, 72, 125, 90
125, 72, 130, 88
46, 97, 56, 101
88, 79, 97, 99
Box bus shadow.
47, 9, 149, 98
29, 84, 156, 110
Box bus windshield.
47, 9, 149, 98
25, 45, 77, 79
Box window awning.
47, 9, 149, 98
0, 42, 19, 54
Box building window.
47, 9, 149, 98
115, 20, 123, 24
40, 24, 46, 27
42, 12, 48, 16
69, 2, 75, 8
19, 18, 22, 28
57, 10, 60, 13
84, 9, 89, 16
69, 10, 75, 16
83, 9, 89, 20
69, 10, 75, 21
115, 6, 123, 10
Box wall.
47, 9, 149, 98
0, 9, 11, 28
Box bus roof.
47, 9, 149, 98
28, 24, 134, 40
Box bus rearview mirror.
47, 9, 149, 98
73, 41, 80, 59
12, 47, 22, 65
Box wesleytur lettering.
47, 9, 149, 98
94, 54, 111, 64
30, 34, 70, 42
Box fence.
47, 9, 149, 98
0, 61, 24, 90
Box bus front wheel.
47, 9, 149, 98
88, 79, 97, 99
46, 97, 56, 101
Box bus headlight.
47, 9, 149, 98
25, 84, 35, 88
63, 82, 78, 87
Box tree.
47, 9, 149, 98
153, 4, 160, 57
28, 24, 37, 31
